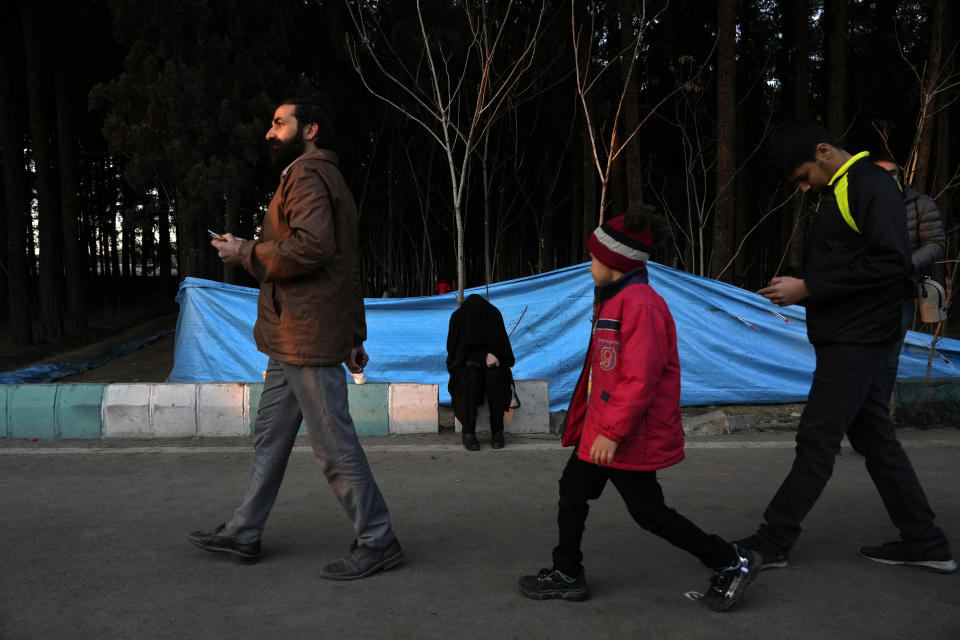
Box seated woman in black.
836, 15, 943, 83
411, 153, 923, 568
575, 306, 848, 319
446, 294, 516, 451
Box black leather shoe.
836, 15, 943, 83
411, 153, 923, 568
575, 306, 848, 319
318, 539, 404, 581
462, 432, 480, 451
491, 432, 505, 449
188, 524, 261, 563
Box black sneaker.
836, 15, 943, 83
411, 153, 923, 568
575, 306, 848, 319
518, 568, 589, 602
700, 546, 761, 612
859, 541, 957, 573
318, 539, 404, 581
733, 534, 788, 570
188, 524, 261, 563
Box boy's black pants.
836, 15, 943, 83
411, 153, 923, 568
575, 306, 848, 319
552, 450, 736, 578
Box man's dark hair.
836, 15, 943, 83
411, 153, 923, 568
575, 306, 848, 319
873, 154, 898, 166
765, 118, 839, 178
280, 99, 336, 149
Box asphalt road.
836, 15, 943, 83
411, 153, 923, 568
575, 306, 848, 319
2, 430, 958, 640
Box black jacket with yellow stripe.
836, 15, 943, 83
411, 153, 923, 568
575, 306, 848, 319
802, 153, 913, 346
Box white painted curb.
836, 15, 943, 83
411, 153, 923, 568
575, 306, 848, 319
102, 383, 251, 438
388, 383, 438, 434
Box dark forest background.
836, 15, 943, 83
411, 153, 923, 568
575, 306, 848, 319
1, 0, 957, 348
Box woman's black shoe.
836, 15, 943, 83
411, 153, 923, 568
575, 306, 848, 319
462, 433, 480, 451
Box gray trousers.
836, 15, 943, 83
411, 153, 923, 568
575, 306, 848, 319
223, 358, 395, 549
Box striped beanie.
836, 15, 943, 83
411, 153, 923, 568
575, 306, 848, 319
587, 214, 653, 273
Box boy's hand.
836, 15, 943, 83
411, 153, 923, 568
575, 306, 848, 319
486, 352, 500, 367
758, 276, 808, 306
589, 434, 618, 467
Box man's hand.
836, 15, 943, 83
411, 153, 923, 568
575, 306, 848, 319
347, 346, 369, 374
212, 233, 244, 264
486, 352, 500, 368
589, 433, 618, 467
758, 276, 809, 307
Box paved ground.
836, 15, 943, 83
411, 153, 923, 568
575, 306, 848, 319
2, 429, 958, 640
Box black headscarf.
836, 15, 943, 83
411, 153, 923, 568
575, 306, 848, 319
445, 294, 515, 374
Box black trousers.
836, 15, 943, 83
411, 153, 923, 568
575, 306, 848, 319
552, 450, 736, 578
757, 341, 949, 554
455, 365, 510, 434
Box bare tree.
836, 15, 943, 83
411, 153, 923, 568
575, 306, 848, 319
900, 0, 959, 191
825, 0, 849, 139
346, 0, 546, 303
652, 54, 776, 279
710, 0, 736, 282
570, 0, 669, 224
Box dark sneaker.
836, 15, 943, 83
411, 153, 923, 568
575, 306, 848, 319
188, 524, 261, 563
700, 546, 761, 612
733, 534, 788, 570
318, 539, 404, 581
859, 541, 957, 573
462, 433, 480, 451
518, 568, 589, 602
491, 432, 505, 449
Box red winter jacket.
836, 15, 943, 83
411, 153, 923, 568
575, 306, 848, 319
561, 268, 685, 471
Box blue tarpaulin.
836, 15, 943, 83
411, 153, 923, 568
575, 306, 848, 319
0, 330, 174, 385
168, 263, 960, 411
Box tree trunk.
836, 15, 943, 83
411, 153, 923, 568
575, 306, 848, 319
54, 19, 86, 336
141, 206, 154, 278
711, 0, 736, 282
223, 190, 240, 284
121, 211, 132, 279
582, 120, 597, 250
175, 187, 201, 280
825, 0, 848, 139
157, 184, 173, 286
793, 0, 810, 119
21, 0, 65, 343
385, 132, 395, 295
604, 6, 626, 221
0, 12, 33, 344
482, 130, 493, 285
788, 0, 810, 271
911, 0, 946, 193
618, 0, 644, 211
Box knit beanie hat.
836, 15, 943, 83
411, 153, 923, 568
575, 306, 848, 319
587, 214, 653, 273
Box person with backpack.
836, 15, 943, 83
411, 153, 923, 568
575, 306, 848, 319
736, 119, 956, 574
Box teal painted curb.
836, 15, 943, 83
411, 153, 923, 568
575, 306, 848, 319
348, 383, 389, 436
245, 382, 389, 438
8, 385, 58, 440
247, 383, 263, 436
0, 385, 8, 439
57, 384, 106, 439
2, 384, 105, 440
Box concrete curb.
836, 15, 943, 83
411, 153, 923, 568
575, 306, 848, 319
1, 380, 549, 440
452, 379, 550, 434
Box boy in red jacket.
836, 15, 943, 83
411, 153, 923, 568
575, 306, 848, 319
518, 210, 760, 611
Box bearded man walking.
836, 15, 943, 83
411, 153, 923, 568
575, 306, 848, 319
188, 100, 402, 580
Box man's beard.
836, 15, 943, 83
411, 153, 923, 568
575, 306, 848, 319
269, 131, 307, 168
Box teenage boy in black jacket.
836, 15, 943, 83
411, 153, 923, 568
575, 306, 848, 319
736, 119, 956, 574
